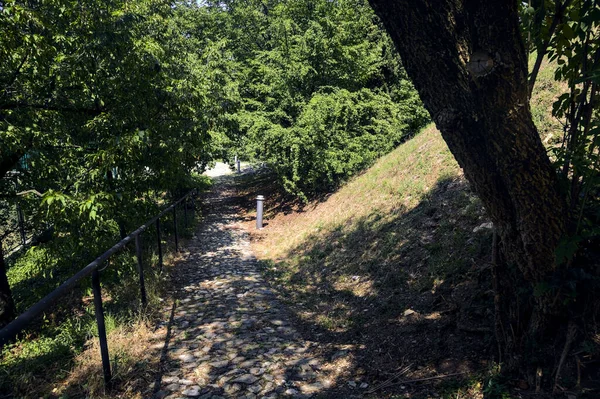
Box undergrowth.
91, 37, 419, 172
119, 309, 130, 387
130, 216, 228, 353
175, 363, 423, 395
0, 175, 210, 398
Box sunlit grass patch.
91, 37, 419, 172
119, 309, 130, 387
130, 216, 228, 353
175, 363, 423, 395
57, 315, 164, 399
248, 125, 486, 303
240, 124, 496, 397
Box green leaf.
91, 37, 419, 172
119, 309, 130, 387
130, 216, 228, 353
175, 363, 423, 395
562, 24, 575, 40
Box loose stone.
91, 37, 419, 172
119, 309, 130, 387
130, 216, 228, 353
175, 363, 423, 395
179, 353, 195, 363
209, 360, 229, 368
233, 374, 259, 385
165, 383, 180, 391
154, 390, 169, 399
248, 384, 262, 393
181, 385, 202, 397
156, 178, 336, 399
163, 376, 179, 384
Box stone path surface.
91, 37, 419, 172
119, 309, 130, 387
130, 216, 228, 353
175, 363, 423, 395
154, 177, 343, 399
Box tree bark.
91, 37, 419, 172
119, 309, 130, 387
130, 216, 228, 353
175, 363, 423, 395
369, 0, 567, 367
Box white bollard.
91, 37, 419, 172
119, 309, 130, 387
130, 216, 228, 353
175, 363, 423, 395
256, 195, 264, 229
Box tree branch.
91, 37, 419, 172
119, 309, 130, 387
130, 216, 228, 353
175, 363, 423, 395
0, 102, 105, 116
528, 0, 573, 96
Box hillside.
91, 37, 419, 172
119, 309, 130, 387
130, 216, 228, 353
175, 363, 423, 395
2, 1, 598, 397
238, 126, 500, 398
234, 52, 583, 398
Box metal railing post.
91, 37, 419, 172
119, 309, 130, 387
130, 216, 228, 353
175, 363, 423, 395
16, 203, 26, 246
184, 199, 188, 229
135, 234, 147, 306
156, 218, 163, 272
91, 268, 112, 386
0, 189, 193, 349
173, 207, 179, 252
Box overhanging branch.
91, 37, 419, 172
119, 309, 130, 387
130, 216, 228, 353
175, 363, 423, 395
0, 102, 105, 116
528, 0, 573, 96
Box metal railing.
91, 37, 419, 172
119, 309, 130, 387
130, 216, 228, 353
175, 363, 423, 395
0, 189, 197, 386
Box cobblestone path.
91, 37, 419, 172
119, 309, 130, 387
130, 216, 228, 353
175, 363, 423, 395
154, 177, 338, 399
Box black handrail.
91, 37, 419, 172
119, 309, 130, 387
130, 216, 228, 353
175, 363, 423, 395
0, 189, 197, 386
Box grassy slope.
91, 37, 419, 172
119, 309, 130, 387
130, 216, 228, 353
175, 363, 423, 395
529, 56, 567, 146
250, 124, 485, 295
241, 126, 496, 398
240, 59, 568, 398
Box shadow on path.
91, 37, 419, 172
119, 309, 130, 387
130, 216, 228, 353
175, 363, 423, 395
152, 176, 356, 399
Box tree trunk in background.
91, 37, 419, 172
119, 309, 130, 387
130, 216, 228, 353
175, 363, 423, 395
369, 0, 567, 371
0, 241, 16, 329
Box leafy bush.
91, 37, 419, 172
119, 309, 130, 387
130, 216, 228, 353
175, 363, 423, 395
244, 88, 428, 199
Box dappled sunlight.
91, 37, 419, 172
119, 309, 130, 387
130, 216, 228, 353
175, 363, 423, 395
149, 177, 360, 398
333, 277, 375, 299
424, 312, 442, 321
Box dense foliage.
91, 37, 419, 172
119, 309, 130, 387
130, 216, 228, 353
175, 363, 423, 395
1, 0, 231, 229
0, 0, 235, 334
187, 0, 428, 198
1, 0, 427, 254
0, 0, 425, 344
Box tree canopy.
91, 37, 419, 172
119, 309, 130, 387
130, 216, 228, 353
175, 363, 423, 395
0, 0, 426, 326
184, 0, 428, 198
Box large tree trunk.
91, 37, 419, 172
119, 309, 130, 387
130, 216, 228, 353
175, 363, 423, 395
369, 0, 567, 371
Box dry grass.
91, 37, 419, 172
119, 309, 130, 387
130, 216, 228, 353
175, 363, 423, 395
55, 316, 167, 399
248, 124, 461, 263
244, 125, 474, 314
0, 210, 199, 398
237, 125, 495, 397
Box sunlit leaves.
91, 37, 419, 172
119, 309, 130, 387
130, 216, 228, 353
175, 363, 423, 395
1, 0, 238, 260
183, 0, 427, 198
524, 0, 600, 254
